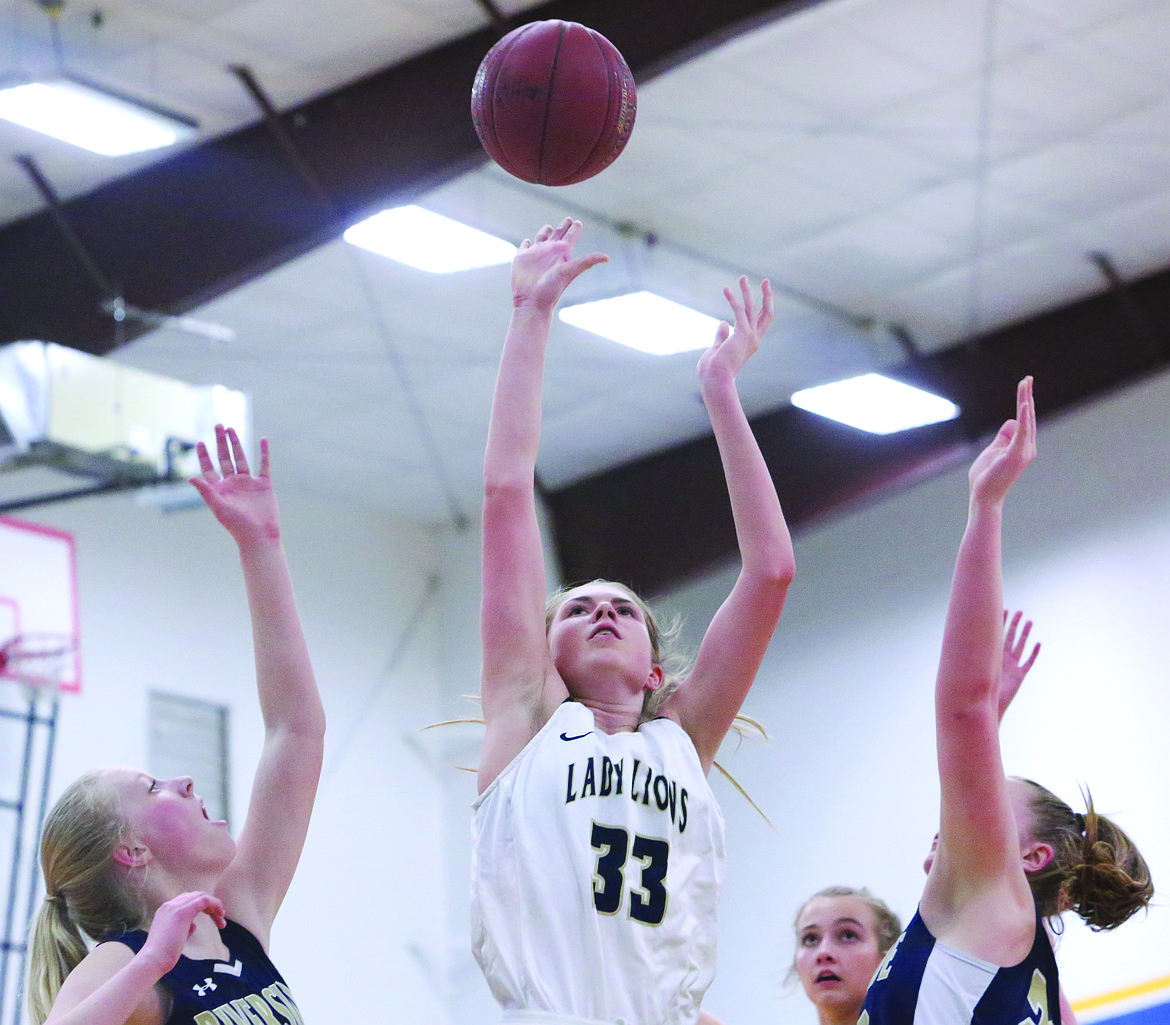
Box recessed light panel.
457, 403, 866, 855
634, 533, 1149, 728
791, 374, 960, 434
344, 206, 517, 273
559, 292, 721, 354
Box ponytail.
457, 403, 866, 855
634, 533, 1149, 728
28, 895, 90, 1025
27, 772, 147, 1024
1067, 807, 1153, 930
1021, 779, 1153, 930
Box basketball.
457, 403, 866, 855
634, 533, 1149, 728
471, 20, 637, 186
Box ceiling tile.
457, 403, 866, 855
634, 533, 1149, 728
844, 0, 1044, 78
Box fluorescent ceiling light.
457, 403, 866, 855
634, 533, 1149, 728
344, 206, 517, 272
791, 373, 960, 434
559, 292, 721, 355
0, 78, 198, 156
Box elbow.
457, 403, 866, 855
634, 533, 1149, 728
294, 695, 327, 743
758, 552, 796, 593
938, 674, 999, 716
482, 471, 533, 503
744, 559, 795, 618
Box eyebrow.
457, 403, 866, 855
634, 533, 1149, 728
800, 916, 865, 932
564, 595, 637, 608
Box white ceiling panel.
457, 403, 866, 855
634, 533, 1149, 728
2, 0, 1168, 528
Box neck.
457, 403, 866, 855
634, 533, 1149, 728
143, 866, 224, 913
577, 696, 643, 733
819, 1004, 863, 1025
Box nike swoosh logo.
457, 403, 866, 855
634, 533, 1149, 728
559, 731, 593, 742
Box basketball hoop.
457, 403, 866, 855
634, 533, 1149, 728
0, 633, 76, 694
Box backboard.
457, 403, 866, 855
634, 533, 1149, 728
0, 516, 80, 692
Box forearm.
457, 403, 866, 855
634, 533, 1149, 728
702, 372, 793, 583
237, 538, 323, 738
46, 956, 164, 1025
937, 500, 1005, 711
483, 305, 554, 487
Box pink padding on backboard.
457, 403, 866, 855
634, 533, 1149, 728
0, 516, 81, 693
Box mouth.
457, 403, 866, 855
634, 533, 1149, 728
590, 625, 620, 639
201, 801, 209, 820
815, 971, 842, 984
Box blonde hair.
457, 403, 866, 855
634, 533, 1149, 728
545, 580, 693, 722
1019, 779, 1153, 930
27, 771, 147, 1025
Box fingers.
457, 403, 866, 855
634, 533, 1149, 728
738, 275, 755, 322
195, 425, 254, 480
1013, 376, 1036, 452
563, 251, 608, 281
1020, 641, 1041, 675
227, 427, 249, 476
759, 279, 775, 333
195, 439, 216, 480
723, 281, 743, 319
1014, 617, 1033, 655
1023, 376, 1036, 444
162, 890, 226, 925
1003, 609, 1040, 674
722, 277, 773, 336
200, 893, 227, 930
1004, 609, 1022, 647
528, 218, 574, 246
258, 437, 271, 479
215, 423, 234, 477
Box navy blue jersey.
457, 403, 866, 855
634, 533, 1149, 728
108, 919, 304, 1025
860, 910, 1060, 1025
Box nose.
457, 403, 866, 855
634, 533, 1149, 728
171, 776, 194, 795
592, 601, 617, 620
815, 946, 836, 963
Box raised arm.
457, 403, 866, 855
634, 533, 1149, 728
664, 278, 795, 772
479, 219, 608, 792
922, 377, 1036, 954
188, 426, 324, 948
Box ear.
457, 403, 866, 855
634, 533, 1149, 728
1021, 840, 1054, 874
644, 664, 665, 692
112, 843, 152, 869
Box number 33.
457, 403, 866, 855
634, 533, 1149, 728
591, 823, 669, 925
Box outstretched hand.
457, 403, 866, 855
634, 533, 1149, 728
139, 891, 225, 977
189, 425, 280, 545
999, 609, 1040, 721
968, 376, 1036, 506
511, 218, 607, 312
699, 276, 774, 385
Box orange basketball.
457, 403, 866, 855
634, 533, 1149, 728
471, 20, 637, 187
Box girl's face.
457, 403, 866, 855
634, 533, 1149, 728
104, 767, 233, 874
795, 896, 884, 1018
546, 583, 660, 696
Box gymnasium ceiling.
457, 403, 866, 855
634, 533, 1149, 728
0, 0, 1168, 594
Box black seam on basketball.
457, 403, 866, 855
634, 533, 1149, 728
538, 22, 567, 184
561, 29, 631, 185
575, 28, 617, 186
479, 26, 530, 179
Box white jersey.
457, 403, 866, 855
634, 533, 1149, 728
472, 701, 725, 1025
